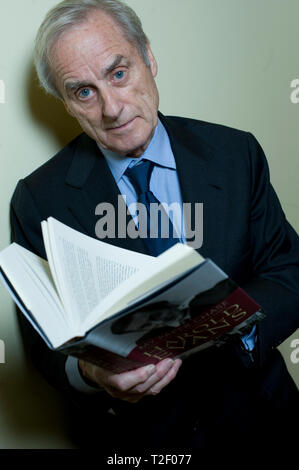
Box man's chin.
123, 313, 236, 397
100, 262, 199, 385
94, 125, 156, 157
98, 139, 150, 158
93, 119, 157, 157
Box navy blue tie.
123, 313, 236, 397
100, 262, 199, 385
125, 160, 179, 256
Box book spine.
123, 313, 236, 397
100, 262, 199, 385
69, 344, 152, 374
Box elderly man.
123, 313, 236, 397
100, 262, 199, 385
11, 0, 299, 453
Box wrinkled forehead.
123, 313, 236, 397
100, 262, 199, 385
49, 10, 137, 89
49, 9, 133, 70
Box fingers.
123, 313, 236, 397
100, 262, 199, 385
108, 358, 182, 402
129, 358, 178, 394
80, 358, 183, 403
148, 358, 182, 395
106, 363, 157, 392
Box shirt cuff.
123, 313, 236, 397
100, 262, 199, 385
65, 356, 103, 394
241, 325, 257, 351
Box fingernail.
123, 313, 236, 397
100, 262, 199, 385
146, 364, 156, 374
162, 358, 174, 371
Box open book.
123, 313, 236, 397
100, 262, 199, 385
0, 218, 265, 372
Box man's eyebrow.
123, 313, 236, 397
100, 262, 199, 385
104, 54, 128, 75
64, 80, 92, 93
64, 55, 129, 93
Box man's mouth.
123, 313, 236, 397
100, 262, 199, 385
106, 117, 137, 131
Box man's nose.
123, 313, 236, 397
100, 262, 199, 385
101, 87, 123, 120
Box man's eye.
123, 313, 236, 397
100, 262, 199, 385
113, 70, 125, 80
78, 88, 91, 99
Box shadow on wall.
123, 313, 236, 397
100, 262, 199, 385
0, 358, 73, 449
26, 63, 82, 148
0, 63, 81, 448
0, 314, 74, 449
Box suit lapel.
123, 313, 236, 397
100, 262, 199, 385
160, 114, 229, 270
65, 133, 148, 254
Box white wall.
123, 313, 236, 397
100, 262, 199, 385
0, 0, 298, 448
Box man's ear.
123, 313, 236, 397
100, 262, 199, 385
146, 44, 158, 78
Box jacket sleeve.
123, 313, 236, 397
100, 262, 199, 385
241, 133, 299, 367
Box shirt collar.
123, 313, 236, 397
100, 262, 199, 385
97, 119, 176, 183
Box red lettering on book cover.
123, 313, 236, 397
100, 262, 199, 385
128, 287, 261, 363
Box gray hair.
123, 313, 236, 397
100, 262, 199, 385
34, 0, 150, 98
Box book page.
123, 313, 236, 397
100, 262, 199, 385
85, 243, 204, 331
0, 244, 72, 348
46, 218, 155, 330
41, 221, 64, 304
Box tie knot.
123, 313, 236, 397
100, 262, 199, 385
125, 159, 154, 196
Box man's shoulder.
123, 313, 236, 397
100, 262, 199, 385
20, 132, 94, 189
164, 114, 250, 148
161, 114, 263, 176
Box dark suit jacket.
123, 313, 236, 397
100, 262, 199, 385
10, 112, 299, 417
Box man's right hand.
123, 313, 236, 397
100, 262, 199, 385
78, 358, 182, 403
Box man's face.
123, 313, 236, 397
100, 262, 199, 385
51, 11, 159, 158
